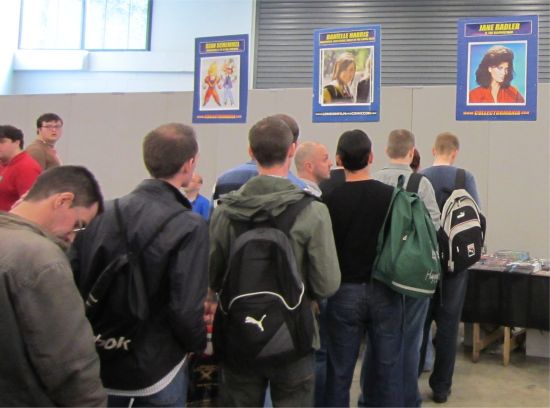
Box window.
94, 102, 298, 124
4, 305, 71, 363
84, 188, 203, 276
19, 0, 152, 50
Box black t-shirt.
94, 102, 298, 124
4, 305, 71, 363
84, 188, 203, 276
324, 180, 393, 283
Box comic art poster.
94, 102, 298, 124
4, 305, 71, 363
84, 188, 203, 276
192, 34, 248, 123
456, 16, 538, 121
312, 25, 381, 122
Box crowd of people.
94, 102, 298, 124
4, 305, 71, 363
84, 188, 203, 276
0, 112, 480, 407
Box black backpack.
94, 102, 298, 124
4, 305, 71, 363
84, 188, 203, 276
85, 199, 184, 358
212, 196, 316, 367
438, 169, 486, 273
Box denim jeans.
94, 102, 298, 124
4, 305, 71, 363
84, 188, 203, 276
219, 353, 315, 407
420, 269, 469, 394
314, 299, 328, 407
325, 282, 404, 407
361, 295, 428, 407
107, 362, 188, 407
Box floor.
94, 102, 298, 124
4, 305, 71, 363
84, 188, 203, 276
349, 328, 550, 407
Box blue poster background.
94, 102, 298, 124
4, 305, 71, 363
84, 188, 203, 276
312, 25, 381, 122
456, 16, 538, 121
192, 34, 248, 124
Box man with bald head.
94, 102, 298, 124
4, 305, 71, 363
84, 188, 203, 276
294, 141, 332, 197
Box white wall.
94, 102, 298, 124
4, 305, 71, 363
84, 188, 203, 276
9, 0, 254, 95
1, 84, 548, 258
0, 1, 20, 94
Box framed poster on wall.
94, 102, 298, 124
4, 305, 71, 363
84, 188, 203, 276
456, 15, 538, 121
192, 34, 248, 123
312, 25, 381, 122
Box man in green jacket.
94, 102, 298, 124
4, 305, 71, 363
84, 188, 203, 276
209, 115, 341, 407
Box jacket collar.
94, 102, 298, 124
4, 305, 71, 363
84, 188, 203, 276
134, 179, 192, 209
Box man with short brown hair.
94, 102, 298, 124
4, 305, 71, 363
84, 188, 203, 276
26, 112, 63, 170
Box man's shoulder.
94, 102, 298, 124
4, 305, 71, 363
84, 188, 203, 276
217, 162, 257, 183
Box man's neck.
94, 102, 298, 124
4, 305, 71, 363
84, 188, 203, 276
345, 167, 371, 181
258, 164, 288, 178
297, 172, 320, 187
433, 155, 454, 166
389, 158, 411, 165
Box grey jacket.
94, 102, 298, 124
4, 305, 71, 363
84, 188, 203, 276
374, 163, 441, 229
0, 212, 106, 407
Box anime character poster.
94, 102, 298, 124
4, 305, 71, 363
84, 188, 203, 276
456, 16, 538, 121
312, 25, 381, 122
192, 34, 248, 123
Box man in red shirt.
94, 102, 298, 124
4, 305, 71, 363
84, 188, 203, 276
0, 125, 42, 211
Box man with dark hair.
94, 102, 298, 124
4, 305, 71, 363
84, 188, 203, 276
0, 125, 42, 211
26, 112, 64, 170
0, 165, 106, 406
211, 113, 306, 206
323, 129, 403, 407
419, 132, 481, 404
365, 128, 440, 407
209, 116, 340, 407
70, 123, 208, 407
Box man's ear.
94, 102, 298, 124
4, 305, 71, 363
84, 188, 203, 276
288, 142, 297, 159
368, 151, 374, 165
248, 146, 255, 160
336, 154, 343, 167
52, 192, 75, 209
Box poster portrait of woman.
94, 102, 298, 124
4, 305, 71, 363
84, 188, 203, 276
468, 45, 525, 104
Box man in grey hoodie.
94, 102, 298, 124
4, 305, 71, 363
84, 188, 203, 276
209, 115, 341, 407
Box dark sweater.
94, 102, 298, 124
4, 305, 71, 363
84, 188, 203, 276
324, 180, 393, 283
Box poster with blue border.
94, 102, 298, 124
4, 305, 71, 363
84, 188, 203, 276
192, 34, 248, 123
312, 25, 381, 122
456, 16, 538, 121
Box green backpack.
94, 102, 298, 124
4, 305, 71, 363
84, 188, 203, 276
372, 174, 441, 298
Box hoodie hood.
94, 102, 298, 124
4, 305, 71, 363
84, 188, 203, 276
219, 175, 306, 222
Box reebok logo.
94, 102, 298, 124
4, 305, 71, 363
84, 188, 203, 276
245, 314, 266, 332
95, 334, 131, 351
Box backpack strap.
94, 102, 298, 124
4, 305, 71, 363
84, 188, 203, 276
406, 172, 423, 194
454, 168, 466, 190
274, 194, 318, 236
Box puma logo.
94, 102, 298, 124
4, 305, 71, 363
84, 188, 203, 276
457, 211, 465, 219
245, 314, 267, 332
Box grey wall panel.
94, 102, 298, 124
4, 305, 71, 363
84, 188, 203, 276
255, 0, 550, 88
0, 84, 547, 257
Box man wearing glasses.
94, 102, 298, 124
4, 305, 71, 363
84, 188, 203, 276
0, 165, 107, 406
26, 112, 64, 170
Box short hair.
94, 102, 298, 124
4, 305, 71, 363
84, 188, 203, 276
475, 45, 515, 88
434, 132, 460, 155
386, 129, 415, 159
272, 113, 300, 142
143, 123, 198, 179
249, 116, 293, 167
25, 165, 104, 213
332, 52, 356, 83
0, 125, 24, 149
36, 113, 63, 128
294, 141, 320, 172
336, 129, 371, 171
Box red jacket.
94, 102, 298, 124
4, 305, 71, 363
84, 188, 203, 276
469, 85, 525, 104
0, 152, 42, 211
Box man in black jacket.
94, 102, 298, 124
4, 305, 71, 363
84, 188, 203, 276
70, 123, 209, 407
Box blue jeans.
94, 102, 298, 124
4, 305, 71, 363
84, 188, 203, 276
219, 353, 315, 407
361, 296, 428, 407
107, 362, 188, 407
314, 299, 328, 407
325, 282, 404, 407
420, 269, 469, 394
